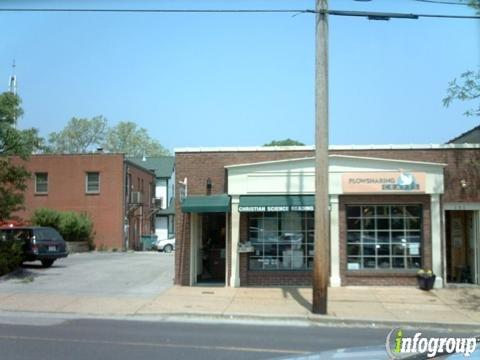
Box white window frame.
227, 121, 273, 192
86, 172, 100, 194
35, 172, 48, 194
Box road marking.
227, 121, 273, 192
0, 335, 309, 355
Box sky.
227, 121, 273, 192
0, 0, 479, 151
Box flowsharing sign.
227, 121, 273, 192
386, 328, 479, 359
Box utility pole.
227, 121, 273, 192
312, 0, 329, 315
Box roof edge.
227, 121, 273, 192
176, 143, 480, 153
225, 154, 447, 169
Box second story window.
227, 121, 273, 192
86, 172, 100, 194
35, 173, 48, 194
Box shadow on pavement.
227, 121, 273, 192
282, 287, 312, 312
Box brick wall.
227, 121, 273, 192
125, 161, 156, 250
15, 154, 125, 249
175, 147, 480, 286
175, 150, 313, 286
13, 154, 155, 250
331, 148, 480, 203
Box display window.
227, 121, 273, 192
248, 211, 314, 270
346, 204, 422, 271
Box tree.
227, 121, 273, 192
103, 121, 170, 156
443, 69, 480, 117
47, 116, 107, 153
264, 138, 305, 146
0, 92, 42, 221
443, 1, 480, 117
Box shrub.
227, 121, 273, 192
59, 211, 93, 244
0, 238, 23, 276
31, 208, 61, 229
31, 208, 94, 248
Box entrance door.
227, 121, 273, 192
198, 213, 226, 283
446, 211, 479, 284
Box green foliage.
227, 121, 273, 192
0, 158, 30, 221
103, 121, 170, 156
465, 0, 480, 14
443, 69, 480, 117
0, 92, 42, 222
263, 138, 305, 146
47, 116, 108, 153
59, 211, 93, 243
0, 238, 23, 276
0, 91, 23, 124
31, 208, 61, 229
46, 117, 170, 156
31, 208, 94, 248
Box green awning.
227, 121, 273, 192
239, 195, 314, 212
182, 194, 231, 213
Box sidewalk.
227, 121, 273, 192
0, 285, 479, 329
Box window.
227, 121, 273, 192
346, 205, 422, 271
248, 211, 314, 270
35, 173, 48, 194
86, 172, 100, 193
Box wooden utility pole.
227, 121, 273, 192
312, 0, 329, 315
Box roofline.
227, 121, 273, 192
225, 154, 447, 169
29, 152, 126, 157
175, 143, 480, 153
124, 159, 156, 175
447, 125, 480, 144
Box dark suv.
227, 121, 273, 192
0, 226, 68, 267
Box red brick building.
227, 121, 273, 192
14, 153, 155, 250
174, 145, 480, 288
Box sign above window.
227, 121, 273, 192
238, 195, 314, 213
342, 172, 425, 194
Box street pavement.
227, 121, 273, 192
0, 317, 408, 360
0, 252, 480, 330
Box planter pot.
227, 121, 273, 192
417, 274, 436, 291
66, 241, 90, 253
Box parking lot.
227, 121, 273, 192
0, 252, 174, 299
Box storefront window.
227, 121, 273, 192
248, 212, 314, 270
346, 205, 422, 271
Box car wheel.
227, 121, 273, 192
163, 244, 173, 253
41, 259, 55, 268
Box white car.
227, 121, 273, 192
154, 237, 175, 253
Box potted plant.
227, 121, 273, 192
416, 269, 436, 291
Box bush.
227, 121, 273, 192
31, 208, 94, 248
59, 211, 93, 243
31, 208, 61, 229
0, 238, 23, 276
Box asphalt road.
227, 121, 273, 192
0, 252, 174, 298
0, 316, 391, 360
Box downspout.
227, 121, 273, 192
123, 159, 128, 251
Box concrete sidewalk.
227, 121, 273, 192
0, 285, 479, 329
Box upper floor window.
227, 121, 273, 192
35, 173, 48, 194
86, 172, 100, 194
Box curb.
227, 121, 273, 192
2, 308, 477, 333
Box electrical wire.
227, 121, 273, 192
0, 8, 478, 20
414, 0, 472, 5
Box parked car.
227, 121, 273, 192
153, 237, 175, 253
0, 226, 68, 267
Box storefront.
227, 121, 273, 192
175, 145, 480, 289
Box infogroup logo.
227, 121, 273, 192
386, 328, 479, 359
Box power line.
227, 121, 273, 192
0, 8, 478, 20
414, 0, 472, 5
